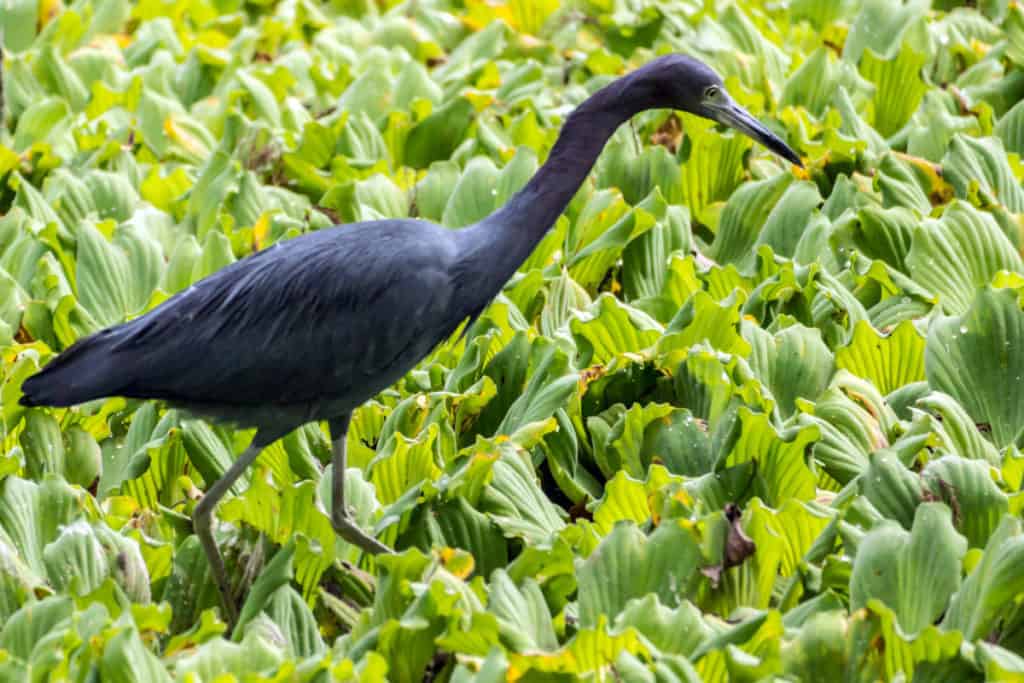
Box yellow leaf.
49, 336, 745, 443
463, 90, 496, 112
163, 116, 208, 159
0, 145, 18, 177
140, 166, 192, 213
475, 62, 502, 90
251, 212, 271, 251
438, 547, 475, 579
38, 0, 62, 29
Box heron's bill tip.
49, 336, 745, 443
713, 101, 803, 170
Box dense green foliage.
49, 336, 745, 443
4, 0, 1024, 679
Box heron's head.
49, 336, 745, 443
634, 54, 803, 167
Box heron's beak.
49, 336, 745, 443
708, 97, 803, 168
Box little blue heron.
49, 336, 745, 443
20, 54, 801, 622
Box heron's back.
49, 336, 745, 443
21, 219, 467, 433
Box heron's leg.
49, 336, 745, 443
329, 414, 393, 556
193, 442, 264, 625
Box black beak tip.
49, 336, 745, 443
767, 139, 803, 169
722, 104, 804, 169
766, 136, 803, 169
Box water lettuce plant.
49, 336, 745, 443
3, 0, 1024, 680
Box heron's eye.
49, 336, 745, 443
704, 85, 721, 100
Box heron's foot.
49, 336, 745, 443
332, 514, 394, 556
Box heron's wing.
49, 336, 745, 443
109, 222, 459, 407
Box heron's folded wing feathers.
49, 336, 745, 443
110, 224, 458, 406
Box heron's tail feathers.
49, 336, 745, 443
20, 330, 124, 407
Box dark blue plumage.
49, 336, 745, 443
18, 54, 801, 623
23, 220, 472, 437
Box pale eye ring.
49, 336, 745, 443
704, 85, 721, 99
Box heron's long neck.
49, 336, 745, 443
455, 74, 651, 311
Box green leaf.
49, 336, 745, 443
369, 429, 441, 506
42, 520, 109, 595
414, 161, 462, 223
977, 642, 1024, 681
922, 456, 1007, 548
0, 596, 73, 671
0, 0, 38, 53
221, 474, 336, 599
590, 403, 675, 479
782, 610, 852, 681
100, 625, 173, 683
591, 466, 681, 535
571, 294, 663, 366
915, 391, 1002, 465
943, 515, 1024, 640
614, 595, 711, 657
338, 69, 396, 124
925, 287, 1024, 447
781, 48, 853, 117
943, 135, 1024, 213
906, 201, 1023, 314
835, 320, 925, 395
596, 133, 682, 205
706, 498, 833, 614
0, 477, 84, 579
426, 496, 507, 578
692, 609, 786, 681
480, 444, 565, 544
744, 322, 834, 419
622, 206, 691, 309
233, 542, 296, 641
569, 191, 665, 292
405, 97, 474, 169
263, 585, 325, 657
753, 181, 822, 263
488, 570, 558, 651
12, 97, 73, 157
853, 600, 965, 682
175, 616, 285, 679
996, 98, 1024, 156
710, 172, 791, 265
643, 409, 715, 477
850, 502, 966, 634
236, 71, 281, 129
720, 409, 819, 505
160, 537, 220, 634
858, 449, 923, 529
663, 291, 751, 359
677, 113, 754, 224
576, 521, 702, 629
859, 42, 930, 137
496, 340, 577, 439
442, 156, 500, 227
20, 411, 65, 481
834, 204, 916, 272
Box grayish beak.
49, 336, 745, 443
709, 97, 803, 168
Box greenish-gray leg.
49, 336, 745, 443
330, 414, 393, 556
193, 443, 263, 626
